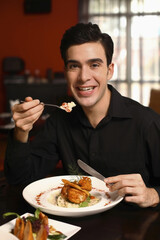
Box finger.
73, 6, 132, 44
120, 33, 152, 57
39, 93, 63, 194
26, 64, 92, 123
12, 99, 41, 113
14, 104, 44, 120
15, 111, 43, 132
125, 188, 160, 207
25, 96, 33, 102
118, 186, 141, 196
108, 177, 145, 194
20, 99, 41, 110
13, 103, 44, 122
16, 109, 43, 127
105, 173, 142, 185
124, 195, 147, 206
15, 108, 44, 130
109, 179, 139, 192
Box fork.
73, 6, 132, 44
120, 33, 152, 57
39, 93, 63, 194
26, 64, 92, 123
20, 101, 62, 109
41, 103, 62, 109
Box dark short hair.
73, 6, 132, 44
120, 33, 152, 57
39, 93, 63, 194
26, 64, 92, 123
60, 22, 114, 66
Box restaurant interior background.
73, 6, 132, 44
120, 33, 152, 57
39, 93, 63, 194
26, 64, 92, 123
0, 0, 160, 172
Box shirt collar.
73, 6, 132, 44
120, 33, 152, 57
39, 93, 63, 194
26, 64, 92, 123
75, 84, 132, 127
108, 84, 132, 119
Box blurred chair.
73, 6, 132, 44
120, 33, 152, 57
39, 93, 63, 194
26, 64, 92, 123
149, 89, 160, 114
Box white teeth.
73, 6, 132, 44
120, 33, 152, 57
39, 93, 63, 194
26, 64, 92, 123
78, 87, 94, 91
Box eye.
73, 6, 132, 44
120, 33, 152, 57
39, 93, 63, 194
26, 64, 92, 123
67, 63, 80, 71
91, 62, 100, 68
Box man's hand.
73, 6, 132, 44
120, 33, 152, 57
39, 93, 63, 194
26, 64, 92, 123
12, 96, 44, 143
104, 174, 159, 207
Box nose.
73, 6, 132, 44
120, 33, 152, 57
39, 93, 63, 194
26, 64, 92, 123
78, 66, 91, 82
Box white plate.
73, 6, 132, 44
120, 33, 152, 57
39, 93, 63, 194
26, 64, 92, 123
0, 213, 81, 240
0, 230, 18, 240
22, 175, 123, 217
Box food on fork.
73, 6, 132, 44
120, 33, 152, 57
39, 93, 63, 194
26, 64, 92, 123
60, 101, 76, 112
55, 177, 100, 208
3, 209, 66, 240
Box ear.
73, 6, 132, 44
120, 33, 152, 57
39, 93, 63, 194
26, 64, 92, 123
107, 63, 114, 80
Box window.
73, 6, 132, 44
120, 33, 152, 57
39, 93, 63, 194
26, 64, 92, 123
79, 0, 160, 105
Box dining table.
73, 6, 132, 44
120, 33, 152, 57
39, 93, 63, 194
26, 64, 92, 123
0, 175, 160, 240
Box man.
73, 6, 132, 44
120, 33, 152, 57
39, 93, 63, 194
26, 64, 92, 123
5, 23, 160, 208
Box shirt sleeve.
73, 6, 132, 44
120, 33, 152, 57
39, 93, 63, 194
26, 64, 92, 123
145, 116, 160, 200
4, 115, 60, 185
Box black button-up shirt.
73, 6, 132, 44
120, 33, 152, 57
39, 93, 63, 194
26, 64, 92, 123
5, 85, 160, 197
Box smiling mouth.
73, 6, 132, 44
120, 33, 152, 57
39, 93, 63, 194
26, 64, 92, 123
78, 87, 94, 91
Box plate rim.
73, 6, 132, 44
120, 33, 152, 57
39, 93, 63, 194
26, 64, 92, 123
0, 229, 19, 240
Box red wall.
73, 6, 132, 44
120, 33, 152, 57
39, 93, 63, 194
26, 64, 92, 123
0, 0, 78, 112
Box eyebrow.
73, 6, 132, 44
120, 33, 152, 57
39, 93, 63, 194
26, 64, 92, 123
88, 58, 104, 64
66, 58, 104, 65
66, 60, 78, 65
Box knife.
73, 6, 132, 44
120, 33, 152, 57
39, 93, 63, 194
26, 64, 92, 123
77, 159, 105, 182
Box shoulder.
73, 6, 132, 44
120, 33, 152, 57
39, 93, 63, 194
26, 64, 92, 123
109, 85, 160, 125
122, 96, 160, 127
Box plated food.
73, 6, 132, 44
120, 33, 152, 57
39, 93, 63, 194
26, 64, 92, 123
3, 209, 66, 240
60, 102, 76, 112
0, 212, 80, 240
49, 177, 100, 208
22, 176, 123, 217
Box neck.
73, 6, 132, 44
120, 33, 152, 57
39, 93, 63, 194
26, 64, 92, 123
83, 88, 111, 128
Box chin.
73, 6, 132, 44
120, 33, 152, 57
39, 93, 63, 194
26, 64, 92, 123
79, 101, 96, 108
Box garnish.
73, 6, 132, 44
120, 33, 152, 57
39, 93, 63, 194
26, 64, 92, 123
3, 212, 20, 219
34, 208, 41, 218
79, 196, 91, 207
48, 234, 66, 239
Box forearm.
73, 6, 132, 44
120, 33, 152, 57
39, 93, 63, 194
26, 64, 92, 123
4, 131, 31, 184
5, 142, 56, 185
14, 127, 29, 143
4, 130, 59, 185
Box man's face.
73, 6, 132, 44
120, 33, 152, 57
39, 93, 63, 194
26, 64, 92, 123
65, 42, 114, 109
